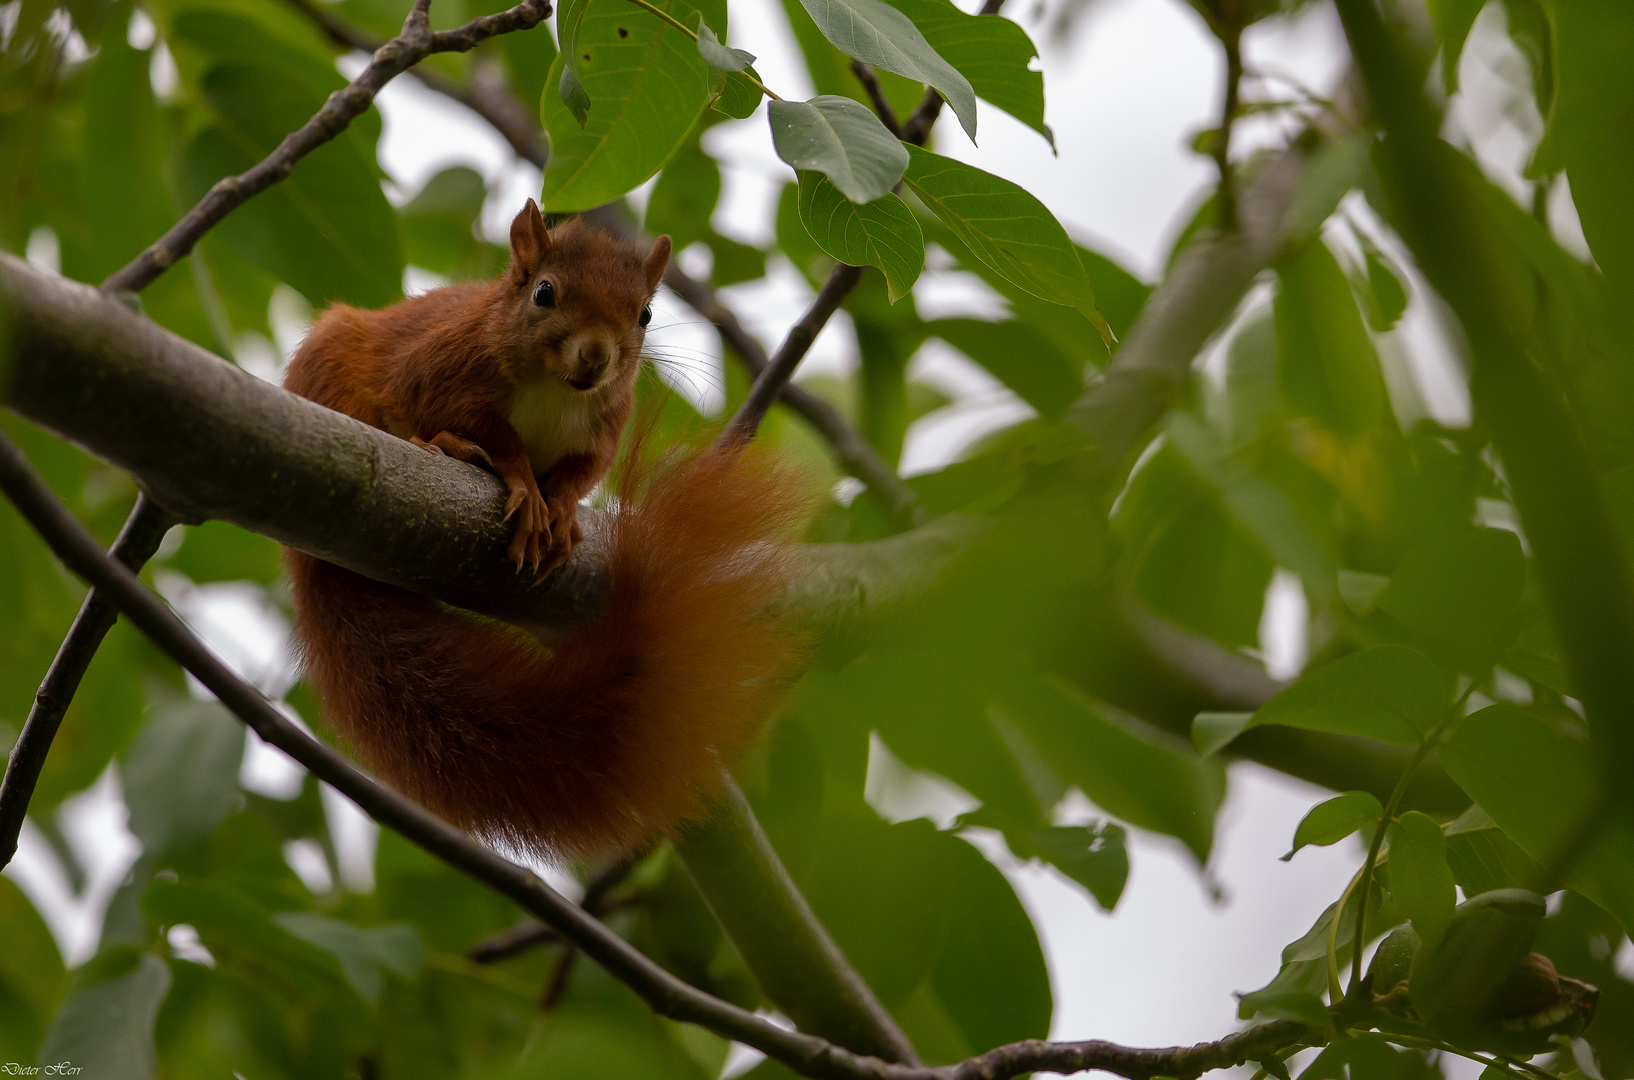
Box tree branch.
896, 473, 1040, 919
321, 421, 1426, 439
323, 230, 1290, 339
0, 493, 175, 869
1, 423, 1332, 1080
100, 0, 553, 294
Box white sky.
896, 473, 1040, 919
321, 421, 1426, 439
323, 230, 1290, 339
5, 0, 1591, 1073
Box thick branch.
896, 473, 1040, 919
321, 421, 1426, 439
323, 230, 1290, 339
101, 0, 552, 293
0, 494, 175, 869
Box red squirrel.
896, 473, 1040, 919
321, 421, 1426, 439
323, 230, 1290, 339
282, 201, 808, 858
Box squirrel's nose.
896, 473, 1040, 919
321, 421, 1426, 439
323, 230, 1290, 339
567, 337, 614, 390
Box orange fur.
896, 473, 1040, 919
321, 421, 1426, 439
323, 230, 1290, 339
282, 204, 810, 859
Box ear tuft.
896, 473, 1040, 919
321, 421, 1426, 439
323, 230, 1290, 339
643, 235, 672, 291
509, 199, 552, 282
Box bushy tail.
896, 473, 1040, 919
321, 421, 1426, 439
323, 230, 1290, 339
287, 441, 811, 859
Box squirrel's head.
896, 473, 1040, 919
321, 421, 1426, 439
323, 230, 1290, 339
500, 199, 671, 394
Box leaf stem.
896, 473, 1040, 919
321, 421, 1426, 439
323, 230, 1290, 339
619, 0, 783, 100
1325, 863, 1367, 1003
1346, 683, 1474, 993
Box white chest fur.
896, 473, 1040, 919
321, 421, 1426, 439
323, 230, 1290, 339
509, 380, 600, 476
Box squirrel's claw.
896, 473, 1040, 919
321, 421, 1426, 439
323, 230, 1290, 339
504, 482, 551, 573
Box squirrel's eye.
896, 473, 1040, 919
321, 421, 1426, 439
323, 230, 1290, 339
532, 280, 555, 308
638, 304, 652, 328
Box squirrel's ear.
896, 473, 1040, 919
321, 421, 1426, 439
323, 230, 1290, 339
509, 199, 551, 281
643, 235, 672, 291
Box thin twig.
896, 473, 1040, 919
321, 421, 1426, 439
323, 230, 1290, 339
1215, 25, 1243, 231
102, 0, 553, 293
0, 493, 175, 869
468, 920, 560, 963
719, 263, 863, 444
281, 0, 549, 169
0, 427, 1325, 1080
540, 852, 642, 1008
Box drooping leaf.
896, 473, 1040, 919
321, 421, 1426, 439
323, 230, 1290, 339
541, 0, 721, 212
768, 96, 909, 204
902, 145, 1109, 344
120, 699, 246, 859
1028, 822, 1129, 910
1283, 791, 1383, 861
1274, 237, 1389, 437
792, 0, 977, 140
796, 171, 923, 301
695, 13, 754, 72
1388, 811, 1458, 949
1427, 0, 1489, 93
881, 0, 1050, 146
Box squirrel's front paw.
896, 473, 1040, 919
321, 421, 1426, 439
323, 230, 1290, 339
502, 482, 550, 573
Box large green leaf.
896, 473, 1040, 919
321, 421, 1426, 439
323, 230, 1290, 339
1375, 527, 1527, 661
541, 0, 718, 212
1441, 704, 1634, 932
1244, 645, 1451, 746
1388, 810, 1457, 949
1274, 237, 1389, 437
38, 951, 171, 1079
882, 0, 1049, 145
902, 146, 1110, 344
180, 64, 402, 307
797, 171, 923, 301
926, 317, 1083, 417
1533, 0, 1634, 303
792, 0, 977, 140
768, 96, 909, 204
997, 675, 1226, 862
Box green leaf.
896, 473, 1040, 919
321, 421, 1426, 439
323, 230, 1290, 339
0, 877, 65, 1063
1441, 704, 1634, 932
1283, 791, 1383, 861
399, 166, 499, 280
1409, 888, 1545, 1036
881, 0, 1051, 146
1532, 1, 1634, 303
1274, 237, 1389, 436
554, 0, 594, 125
541, 0, 718, 212
271, 913, 425, 1005
181, 64, 402, 308
39, 951, 170, 1079
1376, 528, 1527, 661
1250, 645, 1450, 746
695, 13, 753, 71
925, 317, 1083, 417
120, 699, 245, 859
997, 676, 1226, 862
1442, 804, 1547, 896
1249, 990, 1331, 1030
1028, 822, 1129, 910
162, 520, 285, 586
1357, 235, 1409, 331
711, 68, 764, 118
796, 171, 924, 302
902, 145, 1110, 345
792, 0, 977, 140
1192, 712, 1253, 756
1427, 0, 1489, 93
768, 96, 909, 204
1388, 811, 1457, 949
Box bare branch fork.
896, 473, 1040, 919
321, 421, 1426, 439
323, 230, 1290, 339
101, 0, 554, 294
0, 428, 1315, 1080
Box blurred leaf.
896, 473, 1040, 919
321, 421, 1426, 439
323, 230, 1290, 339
541, 0, 719, 211
797, 171, 923, 301
1441, 704, 1634, 931
647, 137, 721, 248
1532, 2, 1634, 301
120, 699, 246, 859
1250, 645, 1450, 746
0, 876, 65, 1062
926, 317, 1082, 417
1274, 237, 1389, 437
1354, 234, 1409, 331
768, 96, 909, 204
1442, 803, 1547, 895
792, 0, 977, 140
1375, 527, 1526, 662
181, 64, 402, 307
272, 913, 425, 1005
882, 0, 1050, 146
39, 950, 170, 1079
1238, 878, 1399, 1021
1283, 791, 1382, 861
162, 520, 284, 585
1027, 822, 1129, 910
997, 676, 1225, 862
400, 166, 499, 280
512, 975, 711, 1078
1388, 810, 1457, 949
903, 146, 1110, 344
1427, 0, 1488, 93
1409, 887, 1544, 1037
